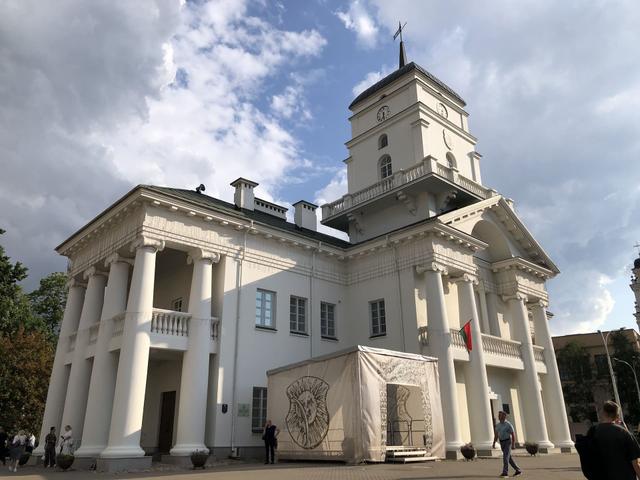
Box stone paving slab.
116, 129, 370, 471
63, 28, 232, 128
2, 454, 582, 480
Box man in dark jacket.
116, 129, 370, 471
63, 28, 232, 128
44, 427, 57, 468
593, 401, 640, 479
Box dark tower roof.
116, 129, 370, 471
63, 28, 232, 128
349, 62, 466, 110
634, 256, 640, 269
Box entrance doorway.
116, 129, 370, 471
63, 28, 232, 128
158, 391, 176, 454
386, 384, 425, 446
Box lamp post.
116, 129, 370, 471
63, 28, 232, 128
599, 328, 625, 424
613, 357, 640, 409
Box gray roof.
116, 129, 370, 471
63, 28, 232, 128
349, 62, 466, 109
144, 186, 352, 248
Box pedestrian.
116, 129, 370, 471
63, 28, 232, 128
492, 411, 522, 478
44, 427, 57, 468
0, 427, 8, 466
590, 400, 640, 479
262, 419, 279, 464
26, 432, 35, 453
59, 425, 73, 455
8, 430, 27, 473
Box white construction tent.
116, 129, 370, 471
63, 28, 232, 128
266, 346, 445, 463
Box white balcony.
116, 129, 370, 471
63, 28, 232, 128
321, 157, 495, 230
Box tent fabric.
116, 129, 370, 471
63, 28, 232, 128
266, 346, 445, 463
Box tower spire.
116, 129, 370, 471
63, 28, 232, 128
393, 21, 408, 68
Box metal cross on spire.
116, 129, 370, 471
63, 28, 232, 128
393, 21, 408, 68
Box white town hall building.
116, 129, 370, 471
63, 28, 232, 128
35, 49, 574, 470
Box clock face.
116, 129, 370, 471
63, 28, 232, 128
377, 105, 390, 122
437, 102, 448, 119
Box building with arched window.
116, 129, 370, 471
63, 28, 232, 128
36, 44, 573, 471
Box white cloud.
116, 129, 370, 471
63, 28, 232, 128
335, 0, 379, 49
351, 66, 394, 97
0, 0, 327, 288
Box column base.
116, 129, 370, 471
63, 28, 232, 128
96, 456, 152, 473
100, 445, 146, 458
74, 456, 99, 470
169, 444, 209, 456
161, 454, 211, 467
445, 449, 464, 460
75, 445, 106, 458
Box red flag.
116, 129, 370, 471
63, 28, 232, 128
459, 320, 472, 351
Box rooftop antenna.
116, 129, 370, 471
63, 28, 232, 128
196, 184, 205, 194
393, 21, 408, 68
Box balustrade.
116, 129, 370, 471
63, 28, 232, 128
88, 323, 100, 345
151, 308, 191, 336
532, 345, 546, 363
67, 332, 77, 352
481, 333, 522, 359
322, 158, 490, 219
449, 328, 467, 349
111, 313, 125, 337
418, 326, 429, 346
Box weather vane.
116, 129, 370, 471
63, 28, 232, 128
393, 21, 408, 68
393, 21, 407, 43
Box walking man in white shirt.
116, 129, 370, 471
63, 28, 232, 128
492, 411, 522, 478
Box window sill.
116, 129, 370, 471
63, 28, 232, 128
251, 428, 264, 434
255, 325, 277, 333
369, 333, 387, 339
290, 331, 309, 337
321, 336, 338, 342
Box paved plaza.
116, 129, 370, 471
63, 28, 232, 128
6, 454, 582, 480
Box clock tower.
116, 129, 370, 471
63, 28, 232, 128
321, 48, 493, 242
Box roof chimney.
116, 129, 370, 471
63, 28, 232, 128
293, 200, 318, 231
230, 177, 258, 211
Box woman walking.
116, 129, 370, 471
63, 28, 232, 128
8, 430, 27, 473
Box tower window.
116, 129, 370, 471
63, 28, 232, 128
379, 155, 392, 179
378, 134, 388, 149
446, 152, 457, 169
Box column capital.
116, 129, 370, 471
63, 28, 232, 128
450, 273, 478, 285
529, 299, 549, 309
187, 248, 221, 265
130, 235, 165, 253
104, 253, 135, 268
83, 266, 108, 280
415, 262, 448, 276
502, 292, 528, 303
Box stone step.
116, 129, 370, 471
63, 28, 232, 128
386, 449, 428, 457
386, 455, 439, 463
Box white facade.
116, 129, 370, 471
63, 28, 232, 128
36, 60, 573, 468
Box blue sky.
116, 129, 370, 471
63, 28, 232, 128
1, 0, 639, 335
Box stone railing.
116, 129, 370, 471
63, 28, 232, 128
532, 345, 546, 363
111, 313, 125, 337
449, 328, 468, 349
321, 157, 492, 219
151, 308, 191, 337
210, 317, 220, 339
481, 333, 522, 359
67, 332, 77, 352
88, 323, 100, 345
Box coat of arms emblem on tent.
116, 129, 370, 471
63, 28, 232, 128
285, 376, 330, 449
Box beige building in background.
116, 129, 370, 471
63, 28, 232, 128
36, 50, 574, 471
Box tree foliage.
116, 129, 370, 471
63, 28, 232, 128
0, 228, 66, 435
556, 341, 598, 422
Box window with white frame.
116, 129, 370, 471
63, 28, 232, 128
378, 134, 388, 149
379, 155, 392, 179
289, 296, 307, 334
251, 386, 267, 432
370, 299, 386, 336
321, 302, 336, 339
256, 289, 276, 328
172, 297, 183, 312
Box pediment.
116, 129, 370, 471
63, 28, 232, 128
439, 196, 559, 274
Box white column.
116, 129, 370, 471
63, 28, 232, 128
455, 274, 495, 453
171, 249, 220, 456
507, 294, 553, 449
477, 281, 491, 334
60, 268, 107, 446
34, 280, 86, 457
101, 237, 163, 459
419, 264, 463, 458
76, 255, 131, 458
531, 301, 574, 451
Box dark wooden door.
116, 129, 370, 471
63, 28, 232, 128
158, 391, 176, 454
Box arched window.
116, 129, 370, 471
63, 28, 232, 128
378, 134, 388, 149
446, 152, 457, 169
379, 155, 392, 179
